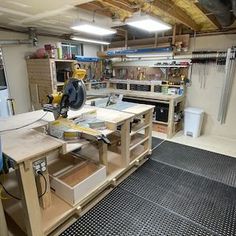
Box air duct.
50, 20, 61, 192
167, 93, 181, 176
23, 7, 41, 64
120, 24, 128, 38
232, 0, 236, 17
198, 0, 234, 27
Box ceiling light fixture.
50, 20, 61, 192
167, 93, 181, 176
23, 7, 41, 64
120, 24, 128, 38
71, 36, 110, 45
126, 15, 171, 32
71, 22, 116, 36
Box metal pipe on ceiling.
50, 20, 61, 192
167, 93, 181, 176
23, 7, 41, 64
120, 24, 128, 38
0, 27, 38, 46
232, 0, 236, 17
0, 39, 32, 46
198, 0, 235, 27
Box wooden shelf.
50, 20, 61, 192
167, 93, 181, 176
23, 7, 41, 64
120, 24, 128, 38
152, 65, 189, 68
130, 123, 149, 136
130, 145, 148, 163
153, 120, 168, 125
57, 82, 65, 86
4, 191, 74, 235
130, 134, 149, 151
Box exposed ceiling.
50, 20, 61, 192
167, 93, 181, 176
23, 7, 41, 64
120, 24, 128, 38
0, 0, 236, 43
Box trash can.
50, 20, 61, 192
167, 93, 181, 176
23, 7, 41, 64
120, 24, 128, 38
184, 107, 204, 138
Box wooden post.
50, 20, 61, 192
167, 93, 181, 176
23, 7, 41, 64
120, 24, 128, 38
167, 99, 175, 138
120, 120, 130, 167
172, 24, 176, 45
0, 198, 8, 236
144, 109, 153, 154
98, 141, 108, 170
18, 162, 44, 236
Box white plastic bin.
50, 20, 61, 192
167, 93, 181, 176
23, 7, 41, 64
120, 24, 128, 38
184, 107, 204, 138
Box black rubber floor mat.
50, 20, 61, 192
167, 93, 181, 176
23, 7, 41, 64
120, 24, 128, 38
60, 160, 236, 236
61, 187, 214, 236
151, 141, 236, 187
119, 160, 236, 236
152, 137, 164, 149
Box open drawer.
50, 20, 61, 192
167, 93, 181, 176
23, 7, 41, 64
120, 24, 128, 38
48, 153, 106, 206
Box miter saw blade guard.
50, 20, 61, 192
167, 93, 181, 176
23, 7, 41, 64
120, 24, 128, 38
64, 79, 86, 110
43, 79, 87, 119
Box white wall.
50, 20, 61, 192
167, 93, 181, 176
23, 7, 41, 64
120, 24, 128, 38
83, 44, 100, 57
186, 34, 236, 139
0, 30, 99, 114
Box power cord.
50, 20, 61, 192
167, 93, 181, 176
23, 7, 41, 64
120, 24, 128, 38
0, 182, 21, 200
37, 171, 48, 198
0, 171, 48, 200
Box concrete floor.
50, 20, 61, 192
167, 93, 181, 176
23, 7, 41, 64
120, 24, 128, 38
152, 131, 236, 158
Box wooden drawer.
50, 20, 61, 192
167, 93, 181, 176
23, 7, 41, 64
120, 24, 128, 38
48, 155, 106, 206
153, 123, 168, 133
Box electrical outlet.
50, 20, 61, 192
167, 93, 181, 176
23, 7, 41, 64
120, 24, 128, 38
33, 159, 47, 175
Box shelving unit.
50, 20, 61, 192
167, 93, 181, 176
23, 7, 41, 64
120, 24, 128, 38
26, 59, 103, 110
26, 59, 75, 110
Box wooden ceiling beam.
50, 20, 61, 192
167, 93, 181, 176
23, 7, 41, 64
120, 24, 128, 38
147, 0, 200, 31
101, 0, 137, 13
96, 0, 132, 21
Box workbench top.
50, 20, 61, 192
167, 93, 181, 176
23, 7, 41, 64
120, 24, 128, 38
0, 105, 134, 164
87, 88, 184, 101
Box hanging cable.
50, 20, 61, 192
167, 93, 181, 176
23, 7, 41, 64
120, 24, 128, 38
0, 182, 21, 200
38, 171, 48, 198
0, 171, 48, 200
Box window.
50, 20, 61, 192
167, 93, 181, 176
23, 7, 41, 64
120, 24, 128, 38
61, 43, 83, 59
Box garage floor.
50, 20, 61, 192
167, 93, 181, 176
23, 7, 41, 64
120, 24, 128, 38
61, 137, 236, 236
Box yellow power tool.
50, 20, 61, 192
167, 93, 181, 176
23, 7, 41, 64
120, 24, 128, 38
43, 65, 87, 119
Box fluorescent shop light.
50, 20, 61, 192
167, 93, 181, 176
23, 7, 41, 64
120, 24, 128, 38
71, 23, 116, 36
126, 15, 171, 32
71, 36, 110, 45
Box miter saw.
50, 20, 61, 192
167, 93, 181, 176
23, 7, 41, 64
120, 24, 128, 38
43, 63, 87, 119
43, 64, 110, 144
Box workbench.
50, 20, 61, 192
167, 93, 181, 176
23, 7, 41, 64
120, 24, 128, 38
0, 103, 154, 236
86, 86, 185, 138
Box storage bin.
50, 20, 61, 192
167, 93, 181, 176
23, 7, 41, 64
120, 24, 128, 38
184, 107, 204, 138
48, 154, 106, 206
156, 103, 169, 122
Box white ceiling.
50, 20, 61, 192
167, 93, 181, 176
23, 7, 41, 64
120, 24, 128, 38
0, 0, 115, 37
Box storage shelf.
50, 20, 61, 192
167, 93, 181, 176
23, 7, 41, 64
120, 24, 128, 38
152, 65, 189, 68
130, 135, 149, 151
57, 82, 65, 86
130, 145, 149, 163
130, 123, 149, 136
153, 120, 168, 125
3, 185, 74, 235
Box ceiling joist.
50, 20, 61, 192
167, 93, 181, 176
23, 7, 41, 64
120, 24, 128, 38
96, 0, 133, 21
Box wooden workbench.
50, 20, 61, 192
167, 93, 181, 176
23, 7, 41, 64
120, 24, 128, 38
0, 103, 154, 236
86, 88, 185, 138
